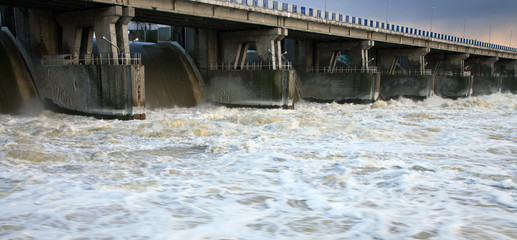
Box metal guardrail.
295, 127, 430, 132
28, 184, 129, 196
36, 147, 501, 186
42, 53, 142, 66
435, 71, 472, 77
472, 73, 502, 77
210, 61, 292, 70
386, 69, 433, 75
307, 66, 378, 73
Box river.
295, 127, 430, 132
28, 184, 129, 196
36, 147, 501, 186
1, 94, 516, 239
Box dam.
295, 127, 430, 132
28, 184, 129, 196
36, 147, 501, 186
1, 1, 516, 238
0, 0, 516, 118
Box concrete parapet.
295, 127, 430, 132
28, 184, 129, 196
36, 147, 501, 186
206, 70, 296, 109
379, 74, 433, 100
300, 72, 379, 103
34, 64, 145, 119
433, 75, 472, 99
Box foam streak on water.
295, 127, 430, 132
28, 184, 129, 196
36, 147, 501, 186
1, 94, 516, 239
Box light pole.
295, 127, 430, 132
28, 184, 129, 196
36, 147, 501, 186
430, 7, 435, 33
463, 16, 468, 39
386, 0, 389, 24
325, 0, 327, 13
489, 24, 492, 43
511, 30, 513, 47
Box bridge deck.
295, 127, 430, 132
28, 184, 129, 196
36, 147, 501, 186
1, 0, 516, 60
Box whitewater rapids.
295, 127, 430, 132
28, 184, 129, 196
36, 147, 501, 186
1, 94, 516, 239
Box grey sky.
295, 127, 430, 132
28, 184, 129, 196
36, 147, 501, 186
283, 0, 517, 46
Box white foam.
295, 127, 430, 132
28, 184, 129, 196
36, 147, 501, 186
0, 94, 516, 239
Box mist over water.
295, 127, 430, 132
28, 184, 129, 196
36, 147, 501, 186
1, 94, 516, 239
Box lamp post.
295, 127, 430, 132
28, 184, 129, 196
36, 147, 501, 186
510, 30, 513, 47
489, 24, 492, 43
463, 16, 468, 39
325, 0, 327, 13
430, 7, 435, 33
102, 36, 121, 52
386, 0, 389, 24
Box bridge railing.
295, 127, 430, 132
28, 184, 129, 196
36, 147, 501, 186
42, 53, 142, 66
213, 0, 517, 53
435, 71, 472, 77
472, 73, 503, 77
210, 61, 292, 70
307, 66, 378, 74
385, 69, 433, 75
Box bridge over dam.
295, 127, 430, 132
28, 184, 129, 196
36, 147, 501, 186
1, 0, 516, 119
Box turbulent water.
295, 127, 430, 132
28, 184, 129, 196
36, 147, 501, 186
1, 94, 516, 239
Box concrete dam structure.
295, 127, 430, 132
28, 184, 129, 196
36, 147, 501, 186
0, 0, 516, 119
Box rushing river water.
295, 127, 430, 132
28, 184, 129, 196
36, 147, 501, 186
1, 94, 516, 239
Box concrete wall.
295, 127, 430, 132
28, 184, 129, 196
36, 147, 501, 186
501, 77, 517, 93
433, 76, 472, 99
34, 65, 145, 119
300, 72, 379, 102
380, 74, 433, 100
206, 70, 296, 109
471, 77, 501, 96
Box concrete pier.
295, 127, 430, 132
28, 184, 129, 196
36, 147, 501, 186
380, 74, 433, 100
471, 76, 501, 96
206, 69, 296, 109
300, 72, 379, 103
375, 48, 433, 99
297, 39, 379, 103
35, 64, 145, 119
3, 6, 147, 119
203, 27, 296, 109
501, 77, 517, 93
433, 75, 472, 98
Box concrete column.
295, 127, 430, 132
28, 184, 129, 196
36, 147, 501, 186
116, 7, 134, 54
425, 53, 469, 75
449, 53, 470, 74
220, 28, 288, 69
57, 6, 123, 56
80, 27, 94, 64
26, 9, 60, 60
495, 60, 517, 76
378, 48, 430, 74
497, 60, 517, 93
196, 28, 217, 76
466, 56, 498, 76
60, 25, 83, 56
316, 40, 374, 70
424, 53, 444, 74
359, 40, 374, 69
291, 39, 312, 71
94, 14, 120, 56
